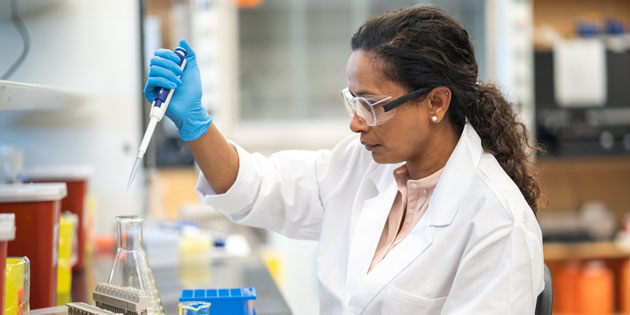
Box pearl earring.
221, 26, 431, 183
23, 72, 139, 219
431, 116, 438, 122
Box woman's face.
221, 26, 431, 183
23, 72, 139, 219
345, 50, 434, 164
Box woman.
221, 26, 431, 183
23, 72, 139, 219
145, 5, 544, 314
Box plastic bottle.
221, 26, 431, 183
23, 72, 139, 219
556, 260, 581, 313
577, 260, 614, 315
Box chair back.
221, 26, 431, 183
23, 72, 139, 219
535, 263, 553, 315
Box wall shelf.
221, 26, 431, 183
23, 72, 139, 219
0, 80, 84, 111
0, 0, 65, 20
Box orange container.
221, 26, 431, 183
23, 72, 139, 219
578, 260, 614, 315
0, 183, 66, 309
556, 260, 581, 313
23, 167, 91, 271
621, 259, 630, 314
0, 214, 16, 315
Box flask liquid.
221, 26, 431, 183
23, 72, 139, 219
108, 216, 165, 315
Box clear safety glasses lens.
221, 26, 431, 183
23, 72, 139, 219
341, 88, 395, 126
342, 90, 354, 118
368, 102, 397, 126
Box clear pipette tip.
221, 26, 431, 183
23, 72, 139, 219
126, 156, 142, 191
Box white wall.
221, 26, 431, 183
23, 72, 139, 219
0, 0, 144, 235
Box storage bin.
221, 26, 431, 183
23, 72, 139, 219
0, 183, 66, 309
180, 288, 256, 315
23, 166, 91, 271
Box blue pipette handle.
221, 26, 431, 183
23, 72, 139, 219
153, 47, 187, 109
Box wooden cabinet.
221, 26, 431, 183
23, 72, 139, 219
536, 157, 630, 224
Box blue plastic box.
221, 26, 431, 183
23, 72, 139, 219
180, 288, 256, 315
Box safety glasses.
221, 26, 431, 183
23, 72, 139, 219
341, 87, 432, 126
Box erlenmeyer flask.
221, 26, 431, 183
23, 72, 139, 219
108, 215, 165, 315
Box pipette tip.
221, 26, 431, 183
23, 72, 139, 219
126, 156, 142, 191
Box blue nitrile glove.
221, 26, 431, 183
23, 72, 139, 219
144, 39, 212, 141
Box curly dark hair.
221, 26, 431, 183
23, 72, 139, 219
351, 5, 542, 215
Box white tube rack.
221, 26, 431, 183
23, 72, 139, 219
93, 283, 151, 315
67, 302, 121, 315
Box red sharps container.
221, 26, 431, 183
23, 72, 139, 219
0, 183, 66, 309
0, 214, 16, 315
23, 166, 91, 271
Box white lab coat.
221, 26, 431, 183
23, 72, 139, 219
196, 123, 544, 314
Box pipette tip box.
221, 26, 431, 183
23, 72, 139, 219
179, 287, 256, 315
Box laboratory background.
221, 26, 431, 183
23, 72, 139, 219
0, 0, 629, 314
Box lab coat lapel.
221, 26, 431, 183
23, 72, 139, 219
345, 160, 431, 314
346, 214, 433, 314
345, 162, 398, 295
428, 123, 482, 227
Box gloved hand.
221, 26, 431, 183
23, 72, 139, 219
144, 39, 212, 141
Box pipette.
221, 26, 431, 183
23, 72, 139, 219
127, 47, 187, 190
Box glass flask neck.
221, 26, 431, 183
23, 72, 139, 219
116, 215, 143, 250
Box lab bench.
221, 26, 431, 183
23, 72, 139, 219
544, 241, 630, 261
70, 251, 293, 315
